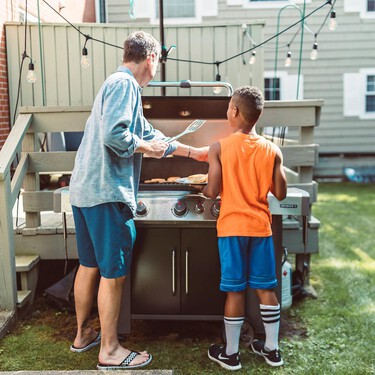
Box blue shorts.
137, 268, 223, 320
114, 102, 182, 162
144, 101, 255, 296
218, 236, 277, 292
72, 202, 136, 279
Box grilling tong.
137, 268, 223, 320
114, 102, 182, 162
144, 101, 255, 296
165, 119, 206, 143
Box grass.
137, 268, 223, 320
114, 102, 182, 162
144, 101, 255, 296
0, 182, 374, 374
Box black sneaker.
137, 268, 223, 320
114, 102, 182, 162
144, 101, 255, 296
250, 339, 284, 367
208, 344, 242, 371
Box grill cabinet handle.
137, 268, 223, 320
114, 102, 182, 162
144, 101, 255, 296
185, 249, 189, 295
172, 249, 176, 296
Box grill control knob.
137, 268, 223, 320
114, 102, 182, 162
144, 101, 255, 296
136, 201, 148, 216
195, 202, 205, 214
173, 201, 187, 216
211, 200, 221, 218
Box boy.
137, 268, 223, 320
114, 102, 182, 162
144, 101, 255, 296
202, 86, 287, 371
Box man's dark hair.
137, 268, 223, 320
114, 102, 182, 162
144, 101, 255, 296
232, 86, 264, 125
123, 31, 161, 63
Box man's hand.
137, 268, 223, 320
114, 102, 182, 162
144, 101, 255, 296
136, 139, 168, 159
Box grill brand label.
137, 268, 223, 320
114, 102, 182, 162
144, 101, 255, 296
280, 203, 298, 209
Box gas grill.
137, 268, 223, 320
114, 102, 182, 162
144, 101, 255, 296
54, 83, 311, 340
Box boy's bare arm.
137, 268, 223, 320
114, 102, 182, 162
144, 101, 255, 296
271, 147, 287, 201
202, 142, 222, 199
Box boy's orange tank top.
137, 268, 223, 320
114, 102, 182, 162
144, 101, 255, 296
217, 132, 277, 237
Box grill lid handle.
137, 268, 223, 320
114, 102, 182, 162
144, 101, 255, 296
147, 80, 233, 96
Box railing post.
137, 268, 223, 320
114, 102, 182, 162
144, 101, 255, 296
0, 171, 18, 312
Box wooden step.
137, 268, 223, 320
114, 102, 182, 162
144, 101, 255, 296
17, 290, 32, 309
15, 254, 40, 309
15, 255, 40, 272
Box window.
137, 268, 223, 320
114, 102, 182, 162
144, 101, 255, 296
156, 0, 195, 18
231, 0, 310, 9
18, 7, 39, 22
344, 0, 375, 18
344, 70, 375, 119
264, 71, 303, 101
133, 0, 218, 24
366, 76, 375, 112
265, 78, 281, 100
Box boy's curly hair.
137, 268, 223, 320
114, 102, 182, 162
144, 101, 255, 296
232, 86, 264, 125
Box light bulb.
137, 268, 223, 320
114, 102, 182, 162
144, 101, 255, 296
249, 51, 256, 65
285, 51, 292, 67
81, 47, 90, 68
310, 42, 318, 60
213, 86, 223, 95
27, 62, 36, 83
329, 11, 337, 31
213, 73, 223, 95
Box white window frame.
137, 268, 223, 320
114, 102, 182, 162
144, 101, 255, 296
361, 69, 375, 119
133, 0, 218, 24
18, 7, 39, 22
343, 69, 375, 119
227, 0, 311, 10
264, 71, 304, 101
344, 0, 375, 19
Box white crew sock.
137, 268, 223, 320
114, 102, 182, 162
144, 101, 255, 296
260, 303, 280, 351
224, 316, 244, 356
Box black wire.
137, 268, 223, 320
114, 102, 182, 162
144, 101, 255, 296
220, 0, 331, 65
13, 0, 32, 228
42, 0, 122, 49
41, 0, 332, 67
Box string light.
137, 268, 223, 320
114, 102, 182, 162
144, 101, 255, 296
81, 35, 92, 68
329, 10, 337, 31
160, 44, 176, 63
213, 63, 223, 94
40, 0, 334, 71
285, 50, 292, 67
81, 47, 89, 68
27, 61, 37, 83
310, 39, 318, 61
249, 51, 256, 65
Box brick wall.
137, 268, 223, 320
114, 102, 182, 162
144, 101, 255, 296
0, 0, 95, 149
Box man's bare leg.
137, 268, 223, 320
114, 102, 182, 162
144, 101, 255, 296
73, 265, 100, 348
97, 276, 150, 366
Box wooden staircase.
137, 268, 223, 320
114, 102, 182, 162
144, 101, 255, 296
16, 255, 40, 309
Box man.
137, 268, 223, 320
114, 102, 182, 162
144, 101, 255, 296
68, 31, 208, 370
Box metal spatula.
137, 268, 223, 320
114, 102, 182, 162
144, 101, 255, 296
166, 119, 206, 144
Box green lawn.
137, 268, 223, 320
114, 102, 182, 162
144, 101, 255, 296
0, 183, 374, 374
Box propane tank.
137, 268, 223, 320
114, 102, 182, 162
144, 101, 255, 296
281, 247, 293, 310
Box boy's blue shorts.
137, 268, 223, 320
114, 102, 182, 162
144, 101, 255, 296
218, 236, 277, 292
72, 202, 136, 279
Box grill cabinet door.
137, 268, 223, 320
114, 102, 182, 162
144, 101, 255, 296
180, 228, 225, 315
131, 228, 180, 314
